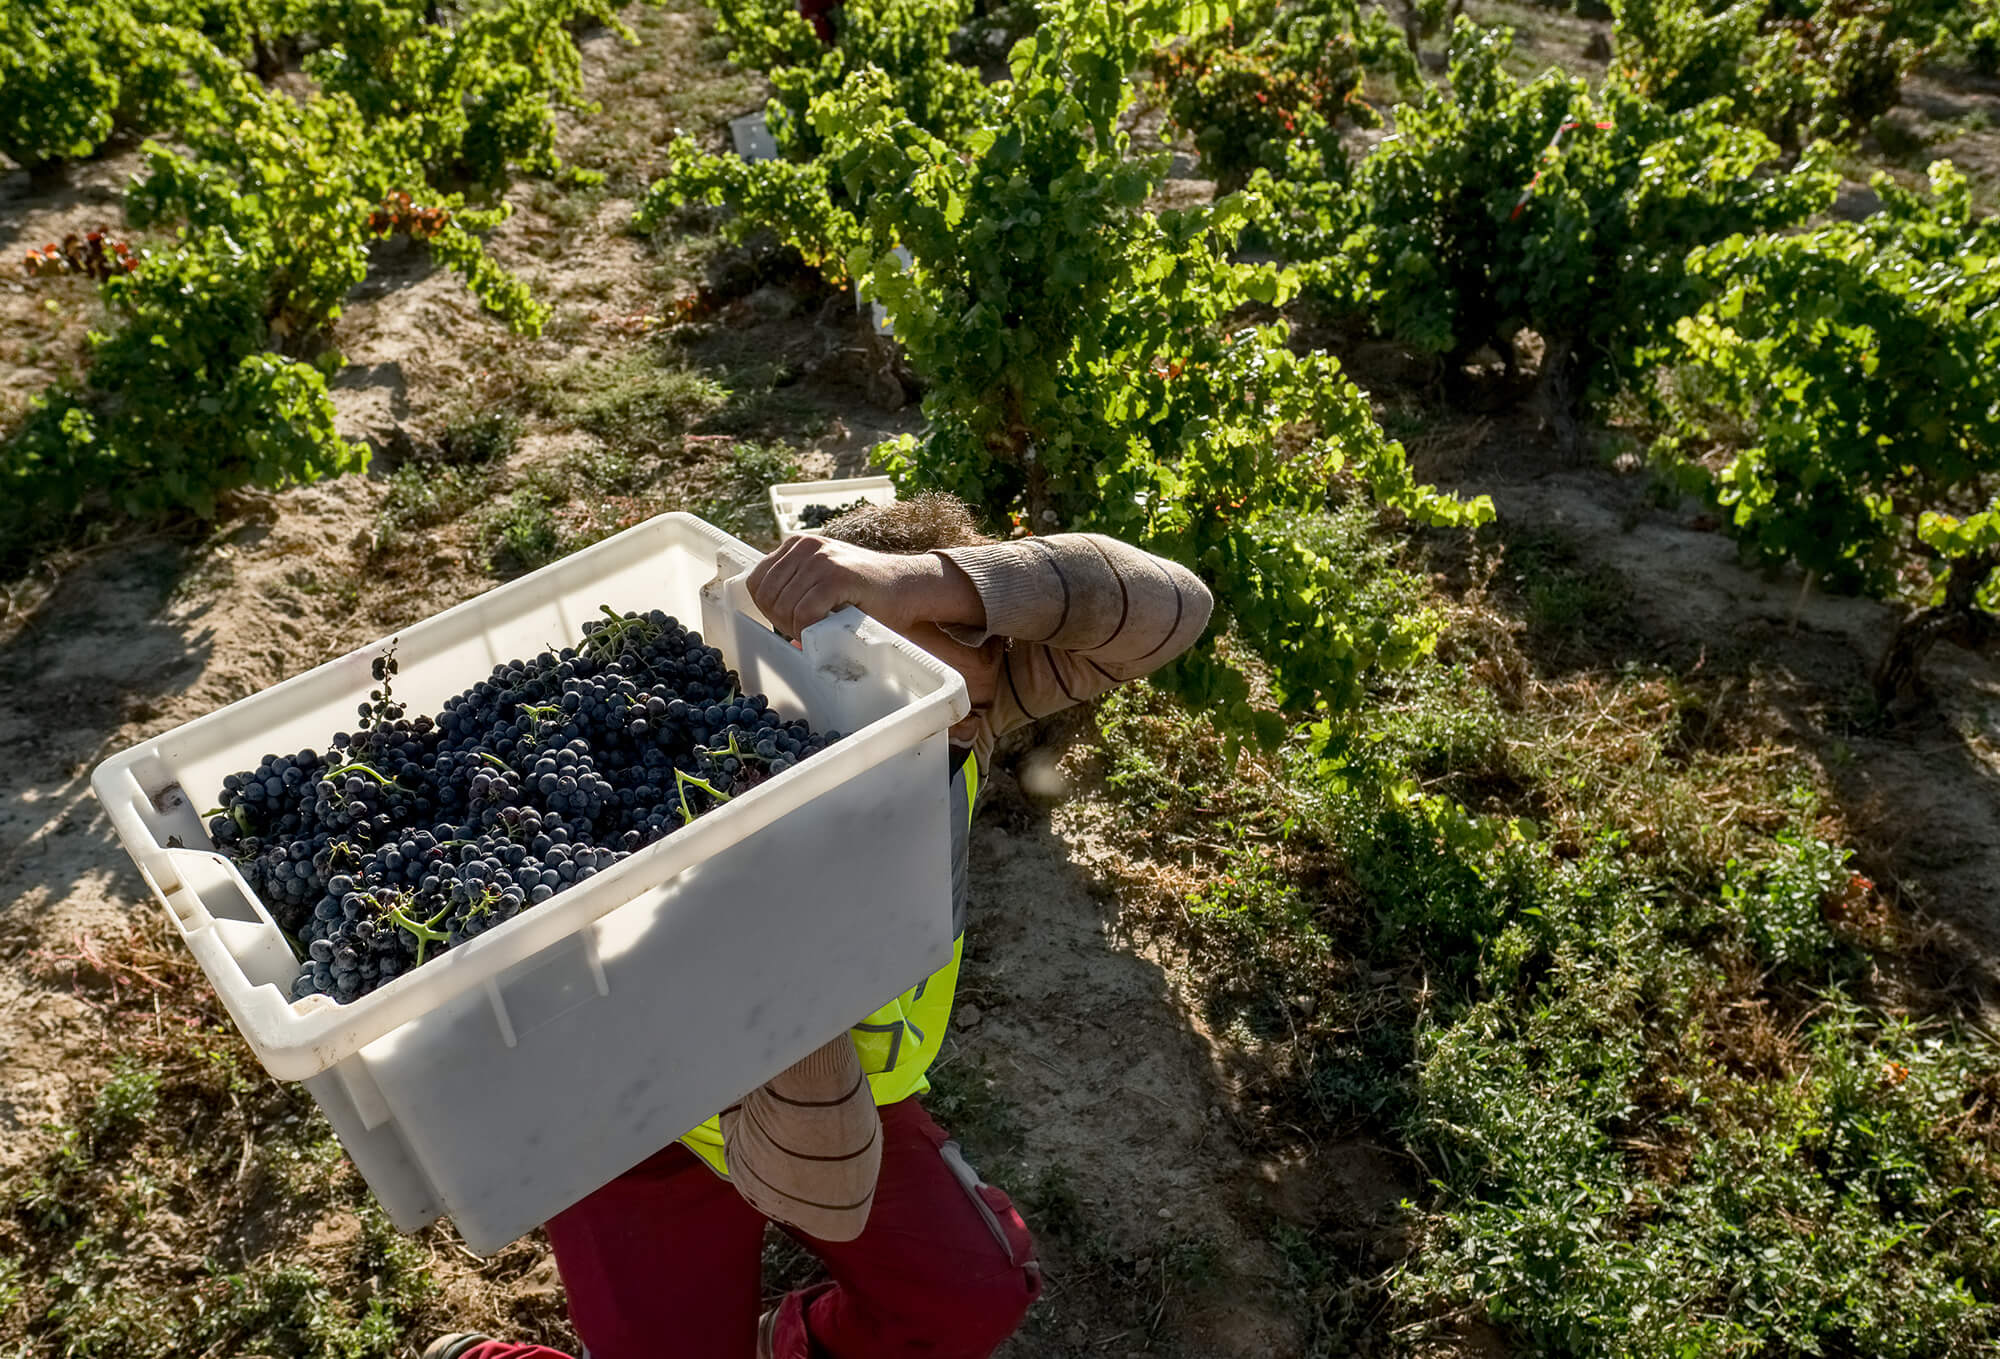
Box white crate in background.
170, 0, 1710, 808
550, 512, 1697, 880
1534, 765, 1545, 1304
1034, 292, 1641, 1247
729, 110, 777, 161
768, 475, 899, 539
855, 245, 913, 335
92, 513, 967, 1253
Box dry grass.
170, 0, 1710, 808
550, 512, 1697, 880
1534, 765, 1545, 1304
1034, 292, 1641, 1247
0, 914, 579, 1356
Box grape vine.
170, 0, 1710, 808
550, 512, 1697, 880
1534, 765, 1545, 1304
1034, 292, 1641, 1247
1, 0, 616, 562
1255, 20, 1833, 441
756, 1, 1492, 746
1659, 162, 2000, 703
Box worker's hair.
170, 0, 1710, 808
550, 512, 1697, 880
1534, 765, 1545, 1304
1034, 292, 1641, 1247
818, 491, 996, 553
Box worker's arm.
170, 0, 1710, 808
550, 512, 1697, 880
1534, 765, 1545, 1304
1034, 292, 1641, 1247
720, 1035, 881, 1241
935, 534, 1214, 739
747, 530, 1212, 740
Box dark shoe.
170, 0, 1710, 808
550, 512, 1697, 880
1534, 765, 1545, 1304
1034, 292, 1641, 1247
423, 1335, 493, 1359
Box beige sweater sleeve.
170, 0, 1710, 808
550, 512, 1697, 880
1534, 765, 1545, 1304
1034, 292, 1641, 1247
721, 1036, 881, 1242
938, 534, 1214, 744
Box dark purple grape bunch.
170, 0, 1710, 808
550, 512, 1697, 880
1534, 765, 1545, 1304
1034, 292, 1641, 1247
355, 647, 407, 758
233, 607, 846, 1006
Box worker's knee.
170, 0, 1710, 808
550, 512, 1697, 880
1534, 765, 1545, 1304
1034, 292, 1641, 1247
929, 1259, 1041, 1351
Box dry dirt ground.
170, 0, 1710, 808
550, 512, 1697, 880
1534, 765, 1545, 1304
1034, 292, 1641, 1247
3, 6, 1999, 1358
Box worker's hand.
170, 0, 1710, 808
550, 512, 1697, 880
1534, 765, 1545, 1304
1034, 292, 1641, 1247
745, 534, 984, 640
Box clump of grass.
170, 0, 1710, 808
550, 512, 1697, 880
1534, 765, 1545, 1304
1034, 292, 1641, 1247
1489, 526, 1640, 666
699, 441, 800, 542
433, 408, 521, 465
373, 460, 490, 554
548, 350, 729, 455
86, 1060, 159, 1139
922, 1055, 1024, 1161
478, 489, 569, 576
527, 178, 610, 233
473, 445, 661, 576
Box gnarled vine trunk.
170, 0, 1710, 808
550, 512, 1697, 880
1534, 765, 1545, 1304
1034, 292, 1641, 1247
1534, 334, 1587, 462
1873, 547, 2000, 709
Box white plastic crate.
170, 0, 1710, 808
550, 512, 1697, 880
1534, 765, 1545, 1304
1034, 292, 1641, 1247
854, 244, 913, 335
91, 512, 968, 1254
728, 110, 777, 161
769, 475, 898, 539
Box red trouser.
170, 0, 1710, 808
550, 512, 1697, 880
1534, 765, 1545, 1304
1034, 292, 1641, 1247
798, 0, 840, 42
464, 1098, 1039, 1359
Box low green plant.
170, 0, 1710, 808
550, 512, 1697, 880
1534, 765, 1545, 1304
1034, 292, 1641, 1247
1339, 789, 2000, 1355
1256, 21, 1834, 433
1720, 829, 1850, 974
472, 444, 662, 575
1149, 0, 1414, 191
373, 460, 489, 553
562, 352, 730, 454
1659, 161, 2000, 704
434, 408, 521, 465
85, 1061, 160, 1141
0, 1255, 21, 1324
698, 441, 800, 539
478, 488, 568, 574
711, 0, 990, 154
1611, 0, 1958, 150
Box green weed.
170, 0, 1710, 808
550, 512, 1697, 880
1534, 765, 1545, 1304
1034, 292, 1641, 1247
922, 1054, 1025, 1160
86, 1060, 159, 1140
553, 350, 729, 455
1720, 829, 1851, 975
1499, 528, 1636, 664
477, 488, 568, 575
373, 460, 489, 554
698, 441, 800, 542
473, 446, 657, 576
433, 408, 521, 465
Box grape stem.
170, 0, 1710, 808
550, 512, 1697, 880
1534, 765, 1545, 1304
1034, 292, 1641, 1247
382, 896, 454, 965
327, 761, 396, 786
674, 768, 732, 825
582, 605, 661, 661
201, 804, 253, 836
709, 731, 773, 765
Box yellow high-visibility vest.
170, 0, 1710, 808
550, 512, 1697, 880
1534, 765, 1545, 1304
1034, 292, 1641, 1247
680, 749, 979, 1176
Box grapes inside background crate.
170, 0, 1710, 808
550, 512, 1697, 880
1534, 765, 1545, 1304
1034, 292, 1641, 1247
768, 475, 897, 538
